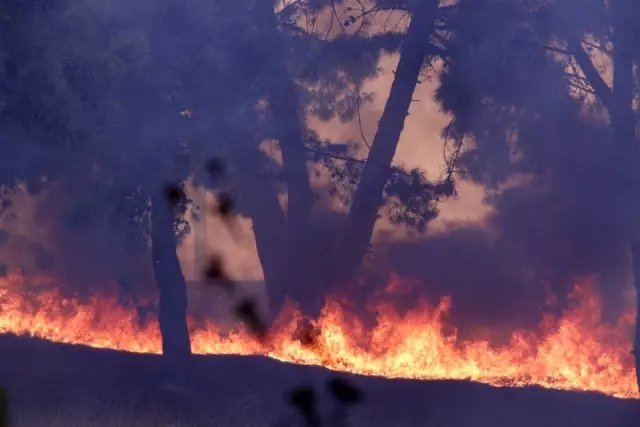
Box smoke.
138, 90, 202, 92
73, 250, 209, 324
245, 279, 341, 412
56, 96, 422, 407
374, 187, 632, 336
344, 0, 632, 336
0, 183, 154, 298
368, 86, 633, 337
0, 0, 635, 343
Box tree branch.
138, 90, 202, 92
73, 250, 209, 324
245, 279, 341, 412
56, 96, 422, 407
566, 37, 613, 111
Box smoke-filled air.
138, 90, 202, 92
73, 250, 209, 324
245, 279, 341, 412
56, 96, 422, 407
0, 1, 639, 426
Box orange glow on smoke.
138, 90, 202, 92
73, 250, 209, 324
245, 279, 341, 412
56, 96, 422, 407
0, 271, 638, 399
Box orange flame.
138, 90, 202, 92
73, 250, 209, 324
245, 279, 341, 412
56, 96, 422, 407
0, 271, 638, 399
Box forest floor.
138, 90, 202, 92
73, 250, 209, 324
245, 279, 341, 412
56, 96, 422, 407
0, 334, 637, 427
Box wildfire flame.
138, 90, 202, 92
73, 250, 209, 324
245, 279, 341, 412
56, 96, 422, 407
0, 271, 638, 399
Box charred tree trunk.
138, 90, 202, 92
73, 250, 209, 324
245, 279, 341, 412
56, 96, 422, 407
610, 0, 640, 390
337, 0, 440, 275
150, 189, 191, 388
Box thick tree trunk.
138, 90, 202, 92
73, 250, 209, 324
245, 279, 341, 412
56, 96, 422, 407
150, 189, 191, 388
569, 0, 640, 391
629, 238, 640, 391
610, 0, 640, 391
337, 0, 440, 275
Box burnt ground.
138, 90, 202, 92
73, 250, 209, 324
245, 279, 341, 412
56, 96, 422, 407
0, 334, 637, 427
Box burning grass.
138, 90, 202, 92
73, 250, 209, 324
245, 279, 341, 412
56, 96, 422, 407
0, 271, 638, 399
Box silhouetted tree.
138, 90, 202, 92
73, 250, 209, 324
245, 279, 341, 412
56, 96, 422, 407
202, 0, 442, 317
336, 0, 445, 276
232, 1, 458, 317
434, 0, 640, 389
553, 0, 640, 387
0, 0, 260, 388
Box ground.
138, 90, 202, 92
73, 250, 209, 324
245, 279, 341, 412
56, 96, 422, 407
0, 334, 637, 427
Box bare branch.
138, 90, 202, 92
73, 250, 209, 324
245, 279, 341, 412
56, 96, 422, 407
355, 85, 371, 150
305, 146, 364, 164
566, 37, 613, 111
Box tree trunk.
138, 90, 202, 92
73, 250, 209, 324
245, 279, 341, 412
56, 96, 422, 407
232, 144, 323, 319
242, 175, 289, 318
270, 75, 313, 231
241, 170, 323, 318
253, 0, 313, 231
231, 147, 289, 317
337, 0, 440, 275
629, 238, 640, 391
610, 0, 640, 390
150, 189, 191, 387
568, 0, 640, 391
268, 75, 318, 316
248, 0, 317, 317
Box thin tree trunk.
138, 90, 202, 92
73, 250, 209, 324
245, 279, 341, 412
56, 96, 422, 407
253, 0, 313, 231
268, 76, 319, 316
240, 165, 323, 318
150, 189, 191, 388
249, 0, 317, 316
233, 144, 324, 319
270, 75, 313, 231
243, 178, 289, 318
337, 0, 440, 274
231, 147, 290, 318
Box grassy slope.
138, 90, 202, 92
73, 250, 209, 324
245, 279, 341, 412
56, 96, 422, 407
0, 334, 637, 427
